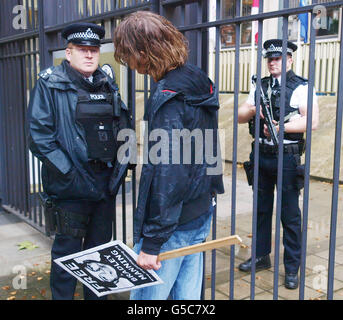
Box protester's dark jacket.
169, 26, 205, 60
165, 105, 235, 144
134, 63, 225, 255
27, 60, 132, 201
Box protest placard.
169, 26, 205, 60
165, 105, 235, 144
54, 240, 163, 297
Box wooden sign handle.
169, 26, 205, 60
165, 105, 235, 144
157, 235, 242, 262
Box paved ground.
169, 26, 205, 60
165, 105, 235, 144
1, 164, 343, 300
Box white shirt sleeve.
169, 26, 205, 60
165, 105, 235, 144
290, 83, 318, 110
246, 86, 256, 106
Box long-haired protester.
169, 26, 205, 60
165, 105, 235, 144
113, 11, 224, 300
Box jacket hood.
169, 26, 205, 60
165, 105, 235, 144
161, 63, 220, 112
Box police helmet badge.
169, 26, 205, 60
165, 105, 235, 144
102, 64, 116, 81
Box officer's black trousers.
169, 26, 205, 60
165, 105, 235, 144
252, 151, 302, 274
50, 165, 115, 300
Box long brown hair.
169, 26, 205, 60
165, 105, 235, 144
113, 11, 188, 81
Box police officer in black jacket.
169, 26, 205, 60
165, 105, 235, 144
237, 39, 319, 289
27, 23, 132, 299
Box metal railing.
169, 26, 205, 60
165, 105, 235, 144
0, 0, 153, 238
213, 39, 340, 95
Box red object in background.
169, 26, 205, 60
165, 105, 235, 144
252, 0, 259, 44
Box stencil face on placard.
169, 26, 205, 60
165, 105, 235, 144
54, 240, 163, 297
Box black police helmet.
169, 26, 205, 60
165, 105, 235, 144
263, 39, 297, 58
62, 22, 105, 47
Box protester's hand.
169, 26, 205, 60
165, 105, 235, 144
137, 250, 162, 271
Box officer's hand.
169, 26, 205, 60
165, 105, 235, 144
137, 250, 162, 271
258, 105, 264, 119
263, 124, 270, 137
248, 105, 264, 120
263, 120, 278, 137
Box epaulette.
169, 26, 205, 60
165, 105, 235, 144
251, 74, 271, 84
287, 74, 308, 90
38, 66, 55, 80
294, 74, 308, 84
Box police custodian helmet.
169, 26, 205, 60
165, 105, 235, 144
263, 39, 298, 58
61, 22, 105, 47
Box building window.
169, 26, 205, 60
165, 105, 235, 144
221, 0, 236, 18
220, 0, 253, 48
220, 24, 236, 47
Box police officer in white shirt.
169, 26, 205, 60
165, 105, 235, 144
237, 39, 319, 290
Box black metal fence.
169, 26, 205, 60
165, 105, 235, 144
1, 0, 343, 300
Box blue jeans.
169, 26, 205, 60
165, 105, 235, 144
130, 205, 213, 300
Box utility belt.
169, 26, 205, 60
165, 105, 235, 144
88, 159, 113, 171
253, 140, 305, 156
38, 192, 89, 238
243, 140, 305, 190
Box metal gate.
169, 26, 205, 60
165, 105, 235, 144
1, 0, 343, 300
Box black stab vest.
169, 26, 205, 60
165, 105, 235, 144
76, 89, 118, 162
249, 70, 308, 142
64, 61, 120, 162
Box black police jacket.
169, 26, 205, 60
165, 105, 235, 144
27, 61, 132, 201
133, 63, 225, 255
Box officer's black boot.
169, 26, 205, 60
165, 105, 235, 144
285, 273, 299, 290
238, 254, 271, 272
